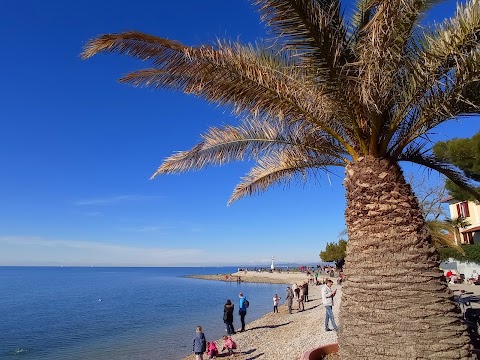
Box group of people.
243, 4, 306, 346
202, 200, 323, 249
445, 269, 479, 285
192, 293, 247, 359
222, 293, 248, 335
192, 325, 237, 360
468, 270, 479, 285
445, 269, 461, 284
193, 279, 340, 359
309, 269, 341, 286
284, 282, 310, 313
285, 279, 338, 332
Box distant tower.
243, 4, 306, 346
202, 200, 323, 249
270, 256, 275, 270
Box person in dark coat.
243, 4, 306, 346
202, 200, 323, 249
223, 299, 235, 335
192, 325, 206, 360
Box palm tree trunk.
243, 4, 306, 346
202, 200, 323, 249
339, 157, 473, 359
455, 228, 460, 246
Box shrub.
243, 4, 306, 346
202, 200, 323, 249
439, 245, 480, 264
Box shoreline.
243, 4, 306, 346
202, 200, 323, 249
181, 271, 340, 360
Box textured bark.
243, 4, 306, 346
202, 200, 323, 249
338, 157, 473, 359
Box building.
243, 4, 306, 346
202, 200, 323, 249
443, 197, 480, 244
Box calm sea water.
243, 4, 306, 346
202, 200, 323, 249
0, 267, 287, 360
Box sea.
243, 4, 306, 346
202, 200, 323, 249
0, 267, 288, 360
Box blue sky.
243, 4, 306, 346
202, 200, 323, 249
1, 0, 479, 267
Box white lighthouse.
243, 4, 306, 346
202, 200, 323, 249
270, 256, 275, 271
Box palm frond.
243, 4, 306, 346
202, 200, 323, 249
387, 0, 480, 156
425, 219, 458, 248
353, 0, 444, 112
398, 146, 480, 200
152, 117, 347, 178
228, 149, 344, 204
350, 0, 374, 33
83, 32, 357, 153
253, 0, 349, 72
81, 31, 185, 63
446, 215, 471, 230
342, 1, 445, 157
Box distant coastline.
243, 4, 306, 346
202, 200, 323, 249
186, 270, 316, 285
185, 273, 290, 284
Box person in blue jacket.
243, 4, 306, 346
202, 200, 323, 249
192, 325, 206, 360
238, 292, 247, 332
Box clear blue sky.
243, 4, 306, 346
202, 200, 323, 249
1, 0, 479, 267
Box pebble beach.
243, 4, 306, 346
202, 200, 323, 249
182, 271, 340, 360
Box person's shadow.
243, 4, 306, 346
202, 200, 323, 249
216, 348, 263, 358
241, 348, 265, 359
246, 353, 264, 359
246, 321, 290, 331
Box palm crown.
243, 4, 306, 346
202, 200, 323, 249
82, 0, 480, 204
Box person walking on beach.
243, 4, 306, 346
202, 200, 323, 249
303, 282, 309, 302
238, 292, 247, 332
273, 294, 280, 313
285, 287, 294, 314
298, 286, 305, 312
223, 299, 235, 335
321, 280, 338, 332
192, 325, 207, 360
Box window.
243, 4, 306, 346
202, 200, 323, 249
456, 201, 470, 218
463, 232, 474, 245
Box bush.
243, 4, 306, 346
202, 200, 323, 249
439, 245, 480, 264
465, 245, 480, 264
438, 247, 463, 261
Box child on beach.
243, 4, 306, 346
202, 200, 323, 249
206, 341, 219, 359
221, 335, 237, 356
192, 325, 207, 360
273, 294, 281, 313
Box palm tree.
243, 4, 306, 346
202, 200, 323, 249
82, 1, 480, 358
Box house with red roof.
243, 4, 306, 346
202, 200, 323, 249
443, 196, 480, 245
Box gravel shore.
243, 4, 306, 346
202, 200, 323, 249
181, 271, 340, 360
